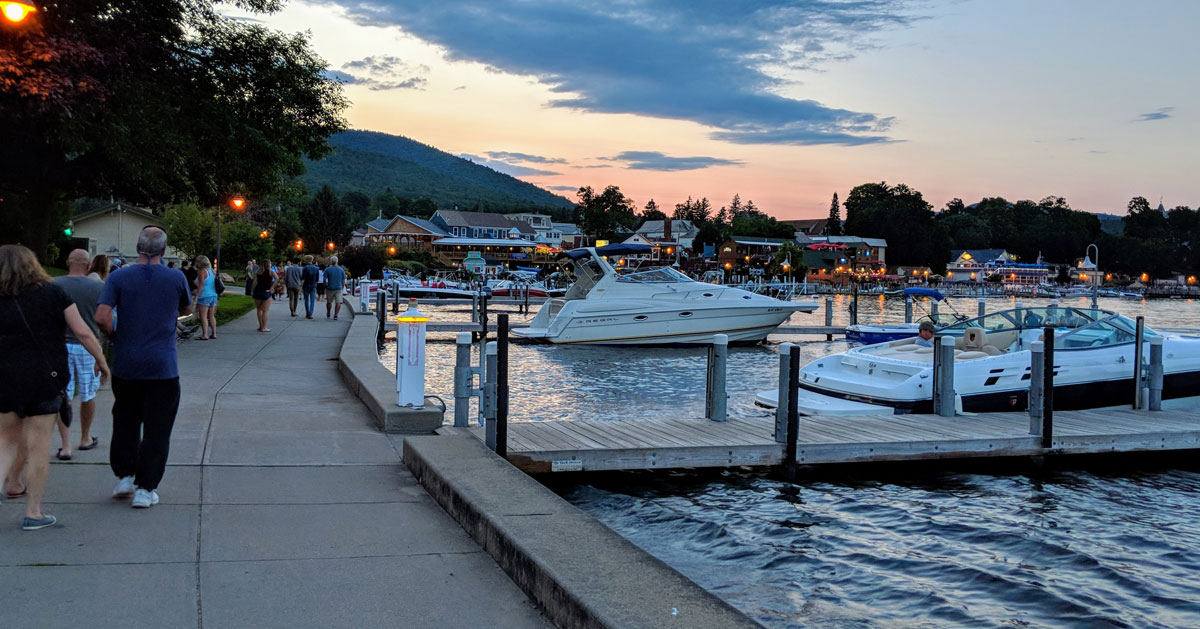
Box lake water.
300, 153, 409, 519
381, 295, 1200, 627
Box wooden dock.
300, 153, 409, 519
440, 408, 1200, 473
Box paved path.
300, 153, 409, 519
1, 298, 549, 628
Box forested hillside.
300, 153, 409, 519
298, 130, 573, 212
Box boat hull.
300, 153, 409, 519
512, 303, 801, 346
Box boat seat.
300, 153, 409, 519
960, 327, 1003, 355
956, 351, 989, 361
893, 345, 921, 352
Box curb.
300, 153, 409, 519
403, 434, 762, 629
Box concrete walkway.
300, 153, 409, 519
0, 298, 549, 628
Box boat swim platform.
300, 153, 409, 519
438, 408, 1200, 473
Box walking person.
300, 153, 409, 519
87, 254, 111, 282
94, 227, 191, 509
284, 259, 303, 317
301, 255, 319, 319
244, 259, 257, 296
324, 256, 346, 320
252, 259, 277, 333
1, 244, 110, 529
51, 249, 107, 459
316, 264, 326, 301
193, 255, 219, 340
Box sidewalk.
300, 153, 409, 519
0, 298, 549, 628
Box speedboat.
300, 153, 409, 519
512, 244, 817, 345
844, 287, 964, 344
757, 305, 1200, 414
384, 274, 477, 299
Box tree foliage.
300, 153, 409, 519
824, 192, 843, 236
574, 185, 638, 242
299, 185, 351, 251
844, 182, 950, 271
0, 0, 348, 257
160, 202, 217, 261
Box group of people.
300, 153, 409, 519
1, 226, 191, 530
245, 256, 346, 331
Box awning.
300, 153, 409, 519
561, 243, 653, 260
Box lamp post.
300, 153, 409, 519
216, 195, 246, 271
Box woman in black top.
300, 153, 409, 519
0, 245, 110, 530
252, 258, 278, 333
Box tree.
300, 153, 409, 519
774, 241, 807, 278
574, 185, 637, 242
160, 202, 217, 260
672, 197, 712, 224
641, 199, 667, 221
1124, 196, 1169, 242
342, 190, 372, 226
300, 185, 351, 249
824, 192, 843, 235
220, 220, 275, 270
0, 0, 348, 258
843, 182, 950, 271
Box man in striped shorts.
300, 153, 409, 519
53, 249, 106, 458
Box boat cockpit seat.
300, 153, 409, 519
960, 327, 1003, 355
893, 344, 921, 352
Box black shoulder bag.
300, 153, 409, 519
12, 297, 73, 426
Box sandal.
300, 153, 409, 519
56, 448, 72, 461
80, 436, 100, 451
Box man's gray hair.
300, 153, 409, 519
137, 227, 168, 257
330, 255, 338, 265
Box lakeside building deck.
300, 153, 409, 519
440, 407, 1200, 473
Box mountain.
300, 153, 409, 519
298, 130, 574, 213
1096, 213, 1124, 235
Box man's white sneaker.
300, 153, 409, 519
112, 476, 135, 499
131, 488, 159, 509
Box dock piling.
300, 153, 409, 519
483, 341, 498, 448
1042, 327, 1055, 448
376, 291, 386, 347
933, 335, 956, 417
824, 296, 834, 341
1028, 340, 1044, 435
497, 314, 509, 457
904, 297, 913, 323
1149, 336, 1164, 411
453, 332, 473, 427
977, 297, 986, 318
774, 343, 794, 443
705, 334, 729, 422
1133, 316, 1145, 409
784, 345, 801, 480
931, 300, 939, 321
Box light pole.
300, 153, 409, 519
217, 195, 245, 271
1, 1, 36, 24
1087, 243, 1099, 309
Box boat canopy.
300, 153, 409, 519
903, 287, 945, 300
561, 243, 653, 260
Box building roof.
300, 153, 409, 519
431, 237, 539, 247
730, 236, 795, 246
397, 215, 448, 236
434, 209, 524, 229
950, 249, 1008, 264
553, 222, 581, 235
781, 218, 829, 234
824, 235, 888, 248
636, 219, 698, 235
73, 203, 158, 224
366, 218, 392, 232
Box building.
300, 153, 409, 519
554, 222, 584, 249
430, 237, 557, 270
945, 249, 1014, 283
70, 203, 182, 262
780, 218, 829, 236
620, 232, 681, 263
363, 214, 448, 249
797, 236, 889, 283
633, 220, 700, 250
430, 209, 537, 240
716, 236, 795, 272
509, 213, 566, 246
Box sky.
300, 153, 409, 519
238, 1, 1199, 220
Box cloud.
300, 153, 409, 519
1135, 107, 1173, 122
486, 151, 567, 164
601, 151, 742, 171
336, 1, 919, 146
334, 55, 430, 91
459, 153, 559, 176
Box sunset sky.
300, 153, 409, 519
241, 1, 1198, 219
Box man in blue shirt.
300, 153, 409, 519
300, 254, 320, 319
323, 255, 347, 320
95, 227, 192, 509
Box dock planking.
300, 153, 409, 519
440, 408, 1200, 473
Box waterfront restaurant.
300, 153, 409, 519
430, 237, 558, 270
945, 249, 1014, 282
363, 214, 449, 249
716, 236, 795, 271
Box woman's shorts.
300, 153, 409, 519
253, 290, 271, 301
0, 394, 63, 419
197, 295, 218, 307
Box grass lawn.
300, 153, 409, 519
44, 266, 67, 277
214, 294, 255, 326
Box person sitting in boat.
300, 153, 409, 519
915, 321, 937, 347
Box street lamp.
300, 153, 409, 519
1, 1, 36, 23
216, 195, 246, 270
1086, 243, 1099, 308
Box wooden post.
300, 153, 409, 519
705, 334, 728, 422
392, 284, 399, 314
904, 297, 913, 323
824, 296, 834, 341
934, 335, 956, 417
472, 290, 479, 323
977, 297, 986, 318
1133, 316, 1145, 409
1028, 340, 1044, 436
453, 332, 472, 427
1148, 336, 1164, 411
784, 345, 801, 480
1042, 327, 1055, 448
376, 291, 386, 347
774, 343, 794, 443
496, 314, 509, 457
850, 282, 859, 326
483, 341, 498, 449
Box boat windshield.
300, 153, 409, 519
1053, 316, 1139, 349
616, 266, 691, 283
937, 307, 1158, 340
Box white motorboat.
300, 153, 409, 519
512, 244, 817, 345
383, 274, 477, 299
757, 305, 1200, 414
